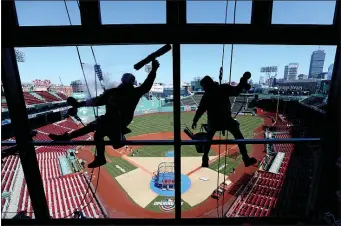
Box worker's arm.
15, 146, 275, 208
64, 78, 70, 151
192, 95, 207, 129
77, 88, 120, 107
136, 60, 160, 95
221, 78, 251, 96
221, 84, 244, 96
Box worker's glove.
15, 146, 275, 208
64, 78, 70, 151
67, 97, 82, 108
152, 60, 160, 71
240, 71, 252, 91
192, 121, 197, 130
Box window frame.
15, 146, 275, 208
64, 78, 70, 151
1, 0, 340, 223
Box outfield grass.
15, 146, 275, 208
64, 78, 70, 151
126, 112, 208, 138
128, 113, 263, 158
128, 112, 262, 139
90, 147, 137, 177
208, 115, 263, 175
128, 145, 215, 157
144, 195, 192, 213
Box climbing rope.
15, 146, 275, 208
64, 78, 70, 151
63, 0, 103, 218
216, 0, 230, 218
216, 0, 241, 218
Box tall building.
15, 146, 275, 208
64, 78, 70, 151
327, 63, 334, 80
308, 50, 326, 79
284, 63, 299, 80
70, 80, 86, 93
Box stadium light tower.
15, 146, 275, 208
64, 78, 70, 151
260, 66, 277, 87
15, 49, 25, 63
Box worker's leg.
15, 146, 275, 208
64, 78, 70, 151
48, 120, 97, 141
227, 118, 257, 167
202, 129, 216, 167
107, 124, 125, 150
88, 128, 106, 168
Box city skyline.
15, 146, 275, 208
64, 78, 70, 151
17, 46, 336, 87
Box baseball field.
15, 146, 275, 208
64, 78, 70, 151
79, 112, 267, 217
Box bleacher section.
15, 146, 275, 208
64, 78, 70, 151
180, 94, 203, 106
1, 156, 20, 213
163, 94, 256, 115
226, 119, 295, 218
18, 173, 103, 218
35, 91, 62, 102
56, 118, 81, 130
2, 91, 69, 110
23, 92, 45, 105
1, 119, 104, 219
55, 92, 68, 100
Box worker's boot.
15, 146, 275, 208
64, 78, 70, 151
48, 132, 71, 141
202, 155, 209, 168
88, 156, 106, 168
243, 157, 257, 167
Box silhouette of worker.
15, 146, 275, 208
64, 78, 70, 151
49, 60, 160, 168
191, 73, 257, 168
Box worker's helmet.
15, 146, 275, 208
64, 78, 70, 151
121, 73, 136, 85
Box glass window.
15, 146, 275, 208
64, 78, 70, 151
187, 1, 252, 24
15, 1, 81, 26
272, 1, 336, 25
3, 45, 174, 219
179, 44, 336, 217
100, 1, 166, 24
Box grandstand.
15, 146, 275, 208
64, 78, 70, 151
224, 98, 325, 219
1, 91, 68, 111
1, 118, 105, 219
225, 120, 294, 218
163, 93, 257, 115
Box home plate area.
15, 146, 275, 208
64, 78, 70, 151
114, 156, 230, 211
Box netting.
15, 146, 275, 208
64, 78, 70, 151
154, 162, 175, 188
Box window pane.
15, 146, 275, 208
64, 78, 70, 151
272, 1, 336, 25
179, 44, 336, 217
8, 45, 174, 218
187, 1, 252, 24
15, 1, 81, 26
100, 1, 166, 24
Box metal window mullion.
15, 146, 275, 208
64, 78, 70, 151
2, 1, 50, 219
172, 43, 182, 220
333, 0, 339, 28
167, 0, 186, 220
251, 0, 273, 26
1, 138, 322, 146
5, 25, 339, 47
78, 0, 102, 27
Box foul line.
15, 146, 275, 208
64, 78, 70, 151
121, 155, 154, 176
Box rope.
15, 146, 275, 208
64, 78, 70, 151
216, 0, 230, 218
216, 0, 241, 218
219, 0, 229, 83
63, 0, 102, 218
76, 0, 106, 92
216, 131, 222, 218
63, 0, 97, 120
221, 0, 239, 217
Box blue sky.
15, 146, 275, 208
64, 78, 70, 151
15, 1, 337, 86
